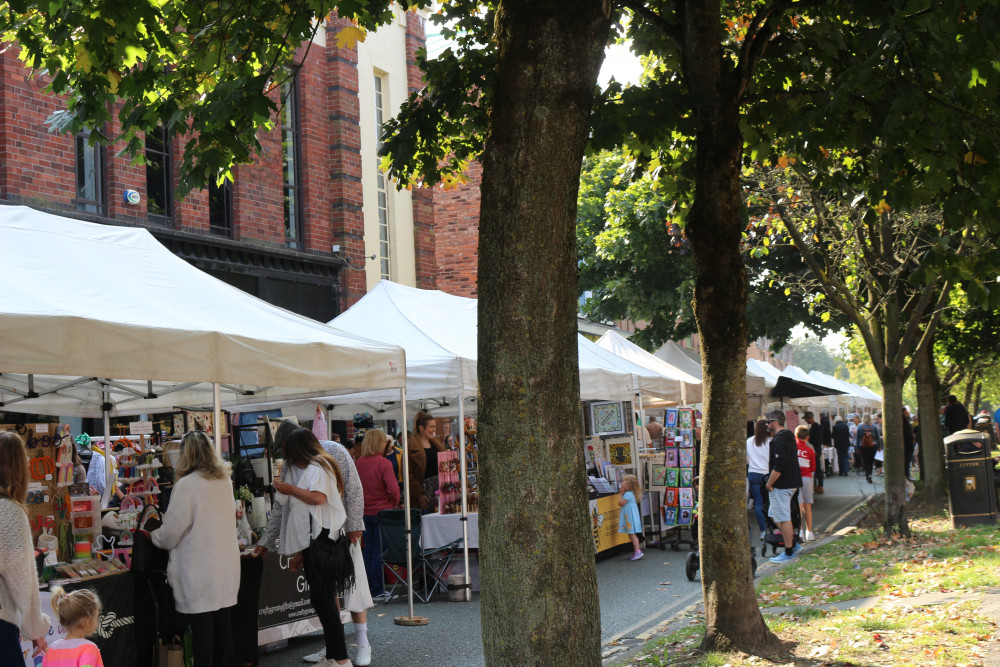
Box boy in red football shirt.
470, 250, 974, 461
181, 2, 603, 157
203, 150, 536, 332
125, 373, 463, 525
794, 424, 816, 542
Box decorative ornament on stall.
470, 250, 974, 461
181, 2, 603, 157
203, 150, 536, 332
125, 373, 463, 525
312, 405, 328, 441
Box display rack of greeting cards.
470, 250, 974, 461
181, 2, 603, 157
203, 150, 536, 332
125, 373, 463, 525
642, 407, 698, 551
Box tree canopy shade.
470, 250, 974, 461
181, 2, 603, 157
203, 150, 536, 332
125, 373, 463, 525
576, 150, 847, 352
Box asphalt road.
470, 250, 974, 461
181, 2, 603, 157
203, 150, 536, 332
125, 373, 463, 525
257, 471, 878, 667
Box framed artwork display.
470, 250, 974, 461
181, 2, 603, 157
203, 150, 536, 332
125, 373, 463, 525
678, 508, 692, 526
662, 507, 677, 526
608, 440, 633, 465
680, 469, 693, 487
664, 488, 678, 506
679, 487, 694, 507
665, 468, 679, 487
665, 409, 678, 428
590, 401, 626, 436
679, 409, 694, 429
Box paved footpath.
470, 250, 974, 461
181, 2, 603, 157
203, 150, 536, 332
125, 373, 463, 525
256, 471, 878, 667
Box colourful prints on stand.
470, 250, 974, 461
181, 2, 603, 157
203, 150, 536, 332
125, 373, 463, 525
679, 447, 695, 468
665, 448, 678, 468
679, 487, 694, 508
679, 408, 694, 429
662, 507, 677, 527
651, 464, 667, 487
665, 409, 678, 429
664, 488, 678, 507
678, 508, 692, 526
665, 467, 679, 487
680, 468, 693, 488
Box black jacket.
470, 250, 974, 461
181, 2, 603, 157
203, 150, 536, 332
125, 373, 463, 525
944, 402, 971, 435
808, 422, 823, 451
768, 428, 803, 489
832, 421, 851, 448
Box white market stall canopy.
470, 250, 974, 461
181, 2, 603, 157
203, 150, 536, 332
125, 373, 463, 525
242, 281, 693, 420
652, 339, 768, 398
806, 371, 881, 411
0, 205, 406, 417
595, 331, 702, 404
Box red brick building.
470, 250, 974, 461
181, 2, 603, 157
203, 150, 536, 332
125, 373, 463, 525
0, 10, 435, 320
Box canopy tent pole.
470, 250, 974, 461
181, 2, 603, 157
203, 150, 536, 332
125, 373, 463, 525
395, 387, 427, 626
213, 382, 222, 455
458, 368, 471, 601
101, 384, 113, 508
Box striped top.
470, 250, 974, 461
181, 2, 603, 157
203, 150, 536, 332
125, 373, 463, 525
42, 638, 104, 667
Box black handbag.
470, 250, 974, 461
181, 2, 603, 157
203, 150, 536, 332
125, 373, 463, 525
303, 517, 354, 596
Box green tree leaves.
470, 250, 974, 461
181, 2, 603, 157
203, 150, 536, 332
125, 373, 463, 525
1, 0, 415, 196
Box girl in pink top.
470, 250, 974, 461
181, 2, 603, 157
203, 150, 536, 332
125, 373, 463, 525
794, 424, 816, 542
42, 587, 103, 667
355, 429, 401, 601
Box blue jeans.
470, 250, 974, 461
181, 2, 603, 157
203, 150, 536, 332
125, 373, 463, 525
747, 472, 767, 531
363, 515, 385, 595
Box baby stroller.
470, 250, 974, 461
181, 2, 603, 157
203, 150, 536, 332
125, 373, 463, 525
760, 486, 802, 556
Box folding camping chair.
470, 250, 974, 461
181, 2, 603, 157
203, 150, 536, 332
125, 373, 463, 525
378, 509, 463, 603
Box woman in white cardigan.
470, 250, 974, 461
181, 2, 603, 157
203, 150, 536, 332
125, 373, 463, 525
0, 430, 50, 663
152, 431, 239, 667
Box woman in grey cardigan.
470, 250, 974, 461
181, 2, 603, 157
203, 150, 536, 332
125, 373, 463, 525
0, 430, 50, 663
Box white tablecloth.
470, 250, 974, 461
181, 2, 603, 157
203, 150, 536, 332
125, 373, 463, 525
420, 512, 479, 549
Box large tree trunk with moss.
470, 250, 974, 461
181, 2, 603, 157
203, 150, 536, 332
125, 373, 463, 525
880, 374, 909, 535
914, 338, 947, 500
476, 2, 611, 664
683, 3, 778, 653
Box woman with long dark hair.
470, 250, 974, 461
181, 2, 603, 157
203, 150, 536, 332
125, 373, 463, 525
271, 428, 353, 666
746, 418, 771, 541
0, 430, 50, 663
408, 411, 443, 512
151, 431, 240, 666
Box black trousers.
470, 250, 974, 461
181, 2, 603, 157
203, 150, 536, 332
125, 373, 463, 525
861, 447, 876, 477
303, 543, 349, 662
183, 606, 234, 667
813, 443, 824, 486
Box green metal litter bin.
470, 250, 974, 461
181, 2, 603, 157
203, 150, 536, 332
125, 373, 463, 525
943, 429, 998, 528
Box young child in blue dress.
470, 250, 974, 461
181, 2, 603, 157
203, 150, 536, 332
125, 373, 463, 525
618, 474, 644, 560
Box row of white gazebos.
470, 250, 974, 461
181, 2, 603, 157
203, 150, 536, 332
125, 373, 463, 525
0, 203, 879, 620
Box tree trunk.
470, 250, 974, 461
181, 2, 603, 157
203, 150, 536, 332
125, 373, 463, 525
880, 374, 909, 536
973, 381, 982, 414
963, 375, 975, 408
683, 2, 778, 653
477, 2, 610, 665
914, 338, 947, 500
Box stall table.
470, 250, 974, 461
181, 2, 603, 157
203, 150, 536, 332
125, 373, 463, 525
420, 512, 479, 550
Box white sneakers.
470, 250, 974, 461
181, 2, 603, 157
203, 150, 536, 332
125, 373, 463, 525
303, 650, 325, 664
304, 646, 370, 666
799, 529, 816, 542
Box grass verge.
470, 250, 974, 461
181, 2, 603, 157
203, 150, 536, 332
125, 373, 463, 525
614, 487, 1000, 666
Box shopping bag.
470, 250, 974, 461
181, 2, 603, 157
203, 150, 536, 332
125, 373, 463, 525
874, 448, 884, 462
157, 635, 184, 667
